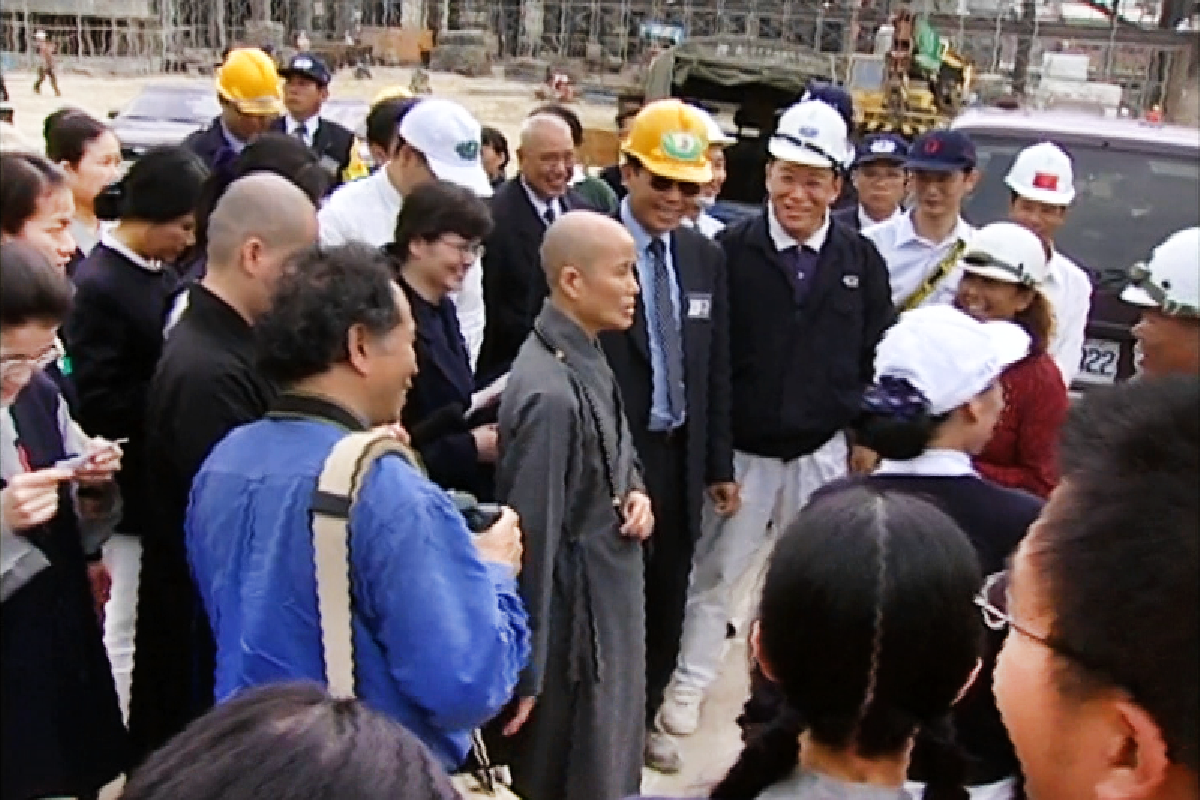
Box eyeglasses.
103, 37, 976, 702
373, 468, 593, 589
647, 173, 703, 198
439, 237, 486, 260
0, 339, 63, 380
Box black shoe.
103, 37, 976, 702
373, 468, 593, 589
726, 621, 737, 639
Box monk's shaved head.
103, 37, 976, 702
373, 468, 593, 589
541, 210, 635, 291
519, 113, 573, 151
207, 173, 318, 270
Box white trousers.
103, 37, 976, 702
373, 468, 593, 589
672, 435, 848, 699
102, 533, 142, 723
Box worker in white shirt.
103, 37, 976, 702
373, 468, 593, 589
1004, 142, 1093, 387
682, 107, 735, 239
1121, 227, 1200, 378
319, 98, 492, 368
862, 129, 978, 312
832, 133, 908, 233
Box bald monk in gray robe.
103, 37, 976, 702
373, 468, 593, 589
495, 211, 655, 800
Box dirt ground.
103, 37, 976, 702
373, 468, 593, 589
4, 64, 621, 156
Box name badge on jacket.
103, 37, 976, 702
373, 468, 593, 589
686, 292, 712, 320
319, 154, 341, 177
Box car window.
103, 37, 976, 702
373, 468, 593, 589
963, 133, 1200, 280
122, 90, 220, 123
322, 101, 368, 136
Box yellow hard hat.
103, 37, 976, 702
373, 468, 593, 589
372, 85, 413, 105
216, 48, 283, 117
620, 99, 712, 184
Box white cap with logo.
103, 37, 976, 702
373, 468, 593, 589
768, 100, 852, 171
959, 222, 1050, 288
399, 98, 493, 197
1121, 227, 1200, 317
1005, 142, 1075, 206
874, 305, 1032, 416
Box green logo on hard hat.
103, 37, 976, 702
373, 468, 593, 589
455, 140, 480, 161
660, 132, 703, 161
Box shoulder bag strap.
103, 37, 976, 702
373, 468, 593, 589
901, 239, 968, 312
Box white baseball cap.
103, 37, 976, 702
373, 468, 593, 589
959, 222, 1049, 287
1005, 142, 1076, 205
1121, 227, 1200, 317
768, 100, 851, 171
874, 305, 1032, 416
399, 98, 493, 197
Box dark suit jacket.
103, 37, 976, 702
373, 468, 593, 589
270, 115, 356, 191
476, 177, 591, 382
182, 118, 231, 173
599, 163, 626, 202
599, 222, 734, 541
831, 204, 862, 232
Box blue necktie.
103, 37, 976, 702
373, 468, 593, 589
784, 245, 819, 305
647, 239, 685, 425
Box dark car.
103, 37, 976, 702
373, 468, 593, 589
109, 83, 221, 161
952, 107, 1200, 388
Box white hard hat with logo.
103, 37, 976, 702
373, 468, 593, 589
1121, 227, 1200, 317
1005, 142, 1076, 206
768, 100, 851, 171
959, 222, 1050, 288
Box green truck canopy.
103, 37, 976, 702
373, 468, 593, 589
644, 37, 839, 100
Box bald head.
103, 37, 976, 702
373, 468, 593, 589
541, 210, 634, 290
520, 114, 573, 151
518, 114, 576, 200
207, 172, 318, 271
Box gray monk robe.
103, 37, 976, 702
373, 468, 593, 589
496, 301, 647, 800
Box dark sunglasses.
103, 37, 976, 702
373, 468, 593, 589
647, 173, 702, 197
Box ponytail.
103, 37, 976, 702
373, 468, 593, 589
857, 376, 950, 461
913, 716, 969, 800
710, 707, 803, 800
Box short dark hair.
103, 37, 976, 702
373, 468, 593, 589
391, 180, 493, 265
715, 486, 983, 799
531, 103, 584, 147
366, 97, 419, 152
480, 125, 509, 169
43, 108, 111, 166
0, 152, 67, 236
120, 682, 461, 800
94, 144, 207, 223
1036, 376, 1199, 771
256, 243, 404, 386
0, 241, 74, 327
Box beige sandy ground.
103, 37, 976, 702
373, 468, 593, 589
6, 64, 762, 798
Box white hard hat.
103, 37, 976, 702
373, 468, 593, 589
694, 107, 735, 147
1005, 142, 1075, 205
1121, 227, 1200, 317
35, 30, 47, 39
768, 100, 851, 171
959, 222, 1049, 287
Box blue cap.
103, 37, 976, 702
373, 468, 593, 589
279, 53, 332, 87
906, 130, 976, 172
802, 82, 854, 130
854, 133, 909, 167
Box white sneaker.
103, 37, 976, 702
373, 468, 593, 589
657, 689, 702, 736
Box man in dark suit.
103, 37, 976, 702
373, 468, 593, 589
831, 133, 909, 232
273, 53, 359, 192
476, 113, 592, 381
598, 105, 640, 202
184, 48, 282, 173
597, 100, 737, 774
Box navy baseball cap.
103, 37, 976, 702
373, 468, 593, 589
279, 53, 332, 86
802, 82, 855, 130
906, 129, 976, 172
854, 133, 909, 167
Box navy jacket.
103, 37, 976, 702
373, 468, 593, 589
269, 115, 355, 191
831, 204, 863, 232
182, 117, 234, 174
716, 212, 894, 460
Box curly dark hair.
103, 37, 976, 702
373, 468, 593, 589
391, 179, 493, 266
256, 243, 403, 386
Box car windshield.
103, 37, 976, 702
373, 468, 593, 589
963, 133, 1200, 281
121, 90, 219, 123
322, 101, 367, 136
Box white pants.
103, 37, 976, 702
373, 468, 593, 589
102, 533, 141, 723
671, 435, 848, 699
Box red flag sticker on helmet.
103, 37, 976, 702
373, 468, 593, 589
1032, 172, 1059, 191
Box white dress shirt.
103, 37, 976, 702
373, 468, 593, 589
863, 210, 974, 309
1041, 249, 1093, 386
521, 179, 565, 222
858, 205, 902, 230
768, 203, 830, 253
875, 447, 978, 478
317, 168, 487, 369
285, 114, 320, 145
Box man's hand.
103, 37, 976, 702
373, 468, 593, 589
87, 561, 111, 623
73, 437, 123, 486
708, 481, 741, 516
1, 468, 72, 532
849, 445, 880, 475
471, 424, 500, 464
620, 490, 654, 540
474, 507, 524, 573
503, 697, 537, 736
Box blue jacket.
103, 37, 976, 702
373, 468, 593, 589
186, 400, 530, 769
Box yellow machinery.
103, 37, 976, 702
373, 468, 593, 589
847, 7, 973, 138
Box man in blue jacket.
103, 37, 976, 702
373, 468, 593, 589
185, 243, 530, 771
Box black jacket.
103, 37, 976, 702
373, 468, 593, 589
182, 117, 233, 173
65, 242, 177, 539
716, 212, 894, 460
599, 222, 734, 541
599, 163, 626, 202
476, 177, 592, 382
131, 284, 276, 765
270, 115, 356, 191
831, 204, 862, 232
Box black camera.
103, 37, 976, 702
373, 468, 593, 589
448, 491, 504, 534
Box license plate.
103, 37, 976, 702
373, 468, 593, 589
1076, 338, 1121, 384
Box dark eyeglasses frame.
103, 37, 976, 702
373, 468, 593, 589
645, 172, 703, 197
